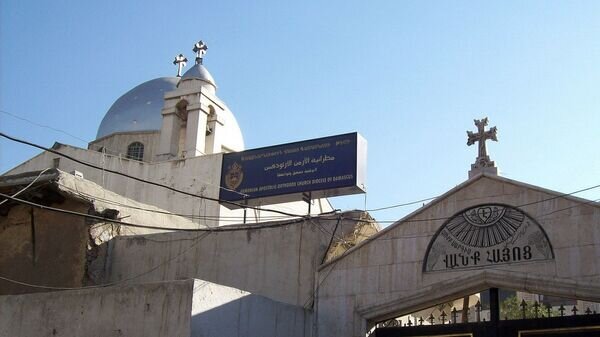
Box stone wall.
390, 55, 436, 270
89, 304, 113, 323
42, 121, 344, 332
0, 280, 194, 337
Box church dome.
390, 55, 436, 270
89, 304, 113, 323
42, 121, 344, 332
96, 77, 179, 139
217, 103, 245, 152
181, 64, 216, 86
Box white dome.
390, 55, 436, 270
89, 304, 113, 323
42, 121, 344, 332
96, 77, 179, 139
181, 64, 216, 87
218, 103, 245, 152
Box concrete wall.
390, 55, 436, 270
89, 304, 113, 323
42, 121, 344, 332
315, 174, 600, 337
191, 280, 311, 337
0, 199, 90, 296
5, 144, 332, 227
0, 279, 194, 337
104, 216, 360, 308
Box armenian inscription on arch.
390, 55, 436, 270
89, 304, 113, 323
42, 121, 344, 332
423, 204, 554, 272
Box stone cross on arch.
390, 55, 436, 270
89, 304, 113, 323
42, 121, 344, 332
466, 117, 498, 177
173, 54, 188, 77
467, 117, 497, 159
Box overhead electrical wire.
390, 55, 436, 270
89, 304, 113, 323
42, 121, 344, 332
1, 109, 260, 199
0, 132, 321, 218
0, 168, 52, 206
0, 192, 322, 232
3, 132, 599, 226
341, 183, 600, 224
0, 230, 213, 291
0, 109, 90, 144
365, 196, 439, 212
1, 183, 598, 292
55, 181, 293, 222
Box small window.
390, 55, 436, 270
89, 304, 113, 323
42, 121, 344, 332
127, 142, 144, 161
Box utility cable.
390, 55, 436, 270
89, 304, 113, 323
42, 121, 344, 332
341, 184, 600, 224
55, 181, 292, 222
0, 192, 320, 232
0, 109, 89, 144
0, 230, 212, 291
0, 132, 319, 218
1, 109, 254, 199
365, 196, 439, 212
320, 217, 342, 265
0, 168, 52, 206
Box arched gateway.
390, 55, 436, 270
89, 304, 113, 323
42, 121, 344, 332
314, 119, 600, 337
314, 173, 600, 337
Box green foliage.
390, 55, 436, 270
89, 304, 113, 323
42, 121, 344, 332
500, 296, 555, 320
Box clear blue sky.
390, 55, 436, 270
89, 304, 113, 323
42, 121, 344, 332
1, 1, 599, 223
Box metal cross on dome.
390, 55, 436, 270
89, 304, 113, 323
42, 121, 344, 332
173, 54, 188, 77
193, 40, 208, 64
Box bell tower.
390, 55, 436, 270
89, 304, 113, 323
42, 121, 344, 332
156, 41, 240, 161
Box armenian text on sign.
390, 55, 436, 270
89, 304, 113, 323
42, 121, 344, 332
423, 204, 554, 272
219, 132, 366, 208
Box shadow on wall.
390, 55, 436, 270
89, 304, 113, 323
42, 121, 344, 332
191, 293, 311, 337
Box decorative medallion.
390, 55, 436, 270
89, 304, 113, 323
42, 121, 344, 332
224, 162, 244, 190
423, 204, 554, 272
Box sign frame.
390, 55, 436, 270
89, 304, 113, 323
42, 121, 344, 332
219, 132, 367, 208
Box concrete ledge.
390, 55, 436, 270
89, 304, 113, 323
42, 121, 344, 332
356, 269, 600, 323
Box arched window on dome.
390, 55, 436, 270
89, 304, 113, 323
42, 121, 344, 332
127, 142, 144, 161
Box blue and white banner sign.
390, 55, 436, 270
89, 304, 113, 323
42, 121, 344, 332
219, 132, 366, 207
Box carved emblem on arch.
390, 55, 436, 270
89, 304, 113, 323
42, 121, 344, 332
423, 204, 554, 272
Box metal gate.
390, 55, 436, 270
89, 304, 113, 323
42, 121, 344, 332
372, 288, 600, 337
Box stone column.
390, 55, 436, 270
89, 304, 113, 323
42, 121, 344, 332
204, 108, 224, 154
184, 103, 209, 157
156, 109, 181, 161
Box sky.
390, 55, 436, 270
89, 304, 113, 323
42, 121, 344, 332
1, 1, 599, 223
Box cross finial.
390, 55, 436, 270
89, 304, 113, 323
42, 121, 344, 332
173, 54, 188, 77
193, 40, 208, 65
467, 117, 499, 178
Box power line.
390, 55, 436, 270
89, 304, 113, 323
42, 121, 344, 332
365, 196, 438, 212
0, 132, 317, 218
3, 131, 599, 226
340, 183, 600, 224
0, 109, 252, 199
0, 192, 318, 232
0, 109, 90, 144
0, 168, 51, 206
56, 181, 293, 222
0, 230, 213, 291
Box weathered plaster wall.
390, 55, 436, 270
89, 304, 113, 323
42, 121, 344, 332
0, 170, 216, 293
191, 280, 311, 337
105, 216, 359, 307
0, 279, 194, 337
315, 175, 600, 337
5, 145, 333, 227
0, 200, 90, 296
